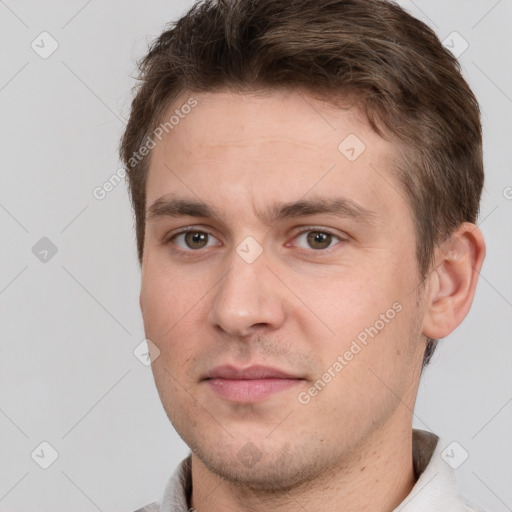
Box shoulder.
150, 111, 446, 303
132, 502, 160, 512
461, 500, 490, 512
132, 455, 192, 512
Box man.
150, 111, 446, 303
120, 0, 486, 510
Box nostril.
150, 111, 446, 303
251, 322, 269, 329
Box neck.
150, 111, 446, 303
190, 421, 416, 512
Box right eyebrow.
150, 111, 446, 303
147, 197, 215, 221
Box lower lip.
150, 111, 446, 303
205, 378, 302, 403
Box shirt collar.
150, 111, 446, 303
393, 429, 470, 512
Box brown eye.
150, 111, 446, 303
170, 230, 219, 251
306, 231, 333, 249
292, 229, 341, 251
184, 231, 209, 249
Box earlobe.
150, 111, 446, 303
422, 223, 486, 339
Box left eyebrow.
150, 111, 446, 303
266, 197, 377, 226
146, 195, 377, 226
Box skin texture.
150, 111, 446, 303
139, 89, 485, 512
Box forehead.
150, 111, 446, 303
146, 89, 404, 219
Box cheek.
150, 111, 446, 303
293, 262, 421, 379
142, 259, 199, 324
347, 292, 425, 394
300, 297, 422, 431
294, 271, 390, 343
140, 271, 200, 366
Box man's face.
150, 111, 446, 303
140, 89, 428, 488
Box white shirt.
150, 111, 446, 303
134, 429, 486, 512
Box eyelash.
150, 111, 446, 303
164, 226, 345, 254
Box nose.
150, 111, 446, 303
208, 247, 286, 337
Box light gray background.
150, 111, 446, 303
0, 1, 510, 511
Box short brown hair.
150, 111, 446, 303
120, 0, 483, 366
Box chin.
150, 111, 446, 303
191, 436, 330, 493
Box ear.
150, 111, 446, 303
422, 222, 486, 339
